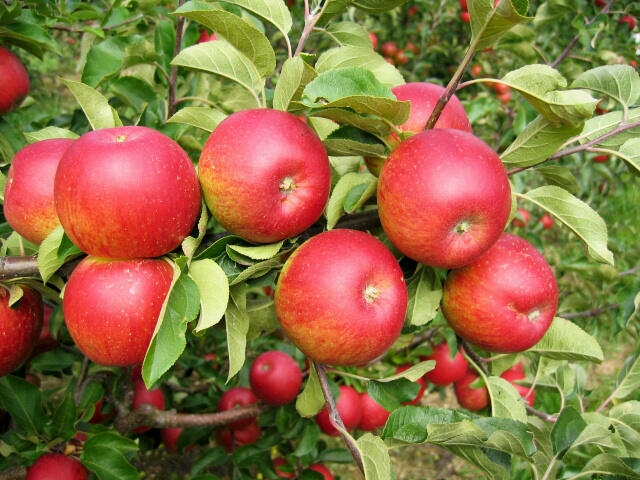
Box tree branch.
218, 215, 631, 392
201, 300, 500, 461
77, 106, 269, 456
526, 405, 557, 422
458, 338, 488, 374
294, 6, 321, 56
619, 266, 640, 277
0, 466, 27, 480
558, 304, 619, 319
0, 256, 39, 280
168, 0, 186, 117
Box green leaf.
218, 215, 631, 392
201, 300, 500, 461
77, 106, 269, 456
406, 267, 442, 327
273, 56, 317, 112
572, 65, 640, 109
168, 106, 227, 133
247, 298, 279, 339
173, 1, 275, 76
110, 76, 157, 112
469, 0, 534, 51
182, 204, 209, 261
315, 46, 404, 88
227, 241, 284, 261
0, 376, 44, 433
225, 284, 250, 382
188, 259, 229, 334
81, 432, 139, 480
475, 417, 536, 458
24, 127, 79, 143
51, 394, 77, 441
296, 363, 325, 417
293, 423, 321, 457
63, 78, 122, 130
378, 361, 435, 383
516, 186, 614, 265
324, 125, 386, 158
171, 41, 263, 104
223, 0, 292, 36
142, 265, 201, 388
82, 37, 131, 87
0, 21, 59, 58
316, 0, 354, 28
578, 454, 640, 479
353, 0, 408, 13
326, 171, 377, 229
6, 285, 22, 308
357, 433, 392, 480
527, 317, 603, 363
325, 21, 372, 48
37, 226, 83, 284
617, 138, 640, 175
486, 376, 527, 423
500, 115, 583, 167
368, 379, 420, 411
609, 350, 640, 401
535, 166, 580, 195
551, 406, 586, 455
578, 108, 640, 149
229, 256, 282, 286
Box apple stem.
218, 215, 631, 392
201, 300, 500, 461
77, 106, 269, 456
313, 361, 365, 475
73, 356, 90, 404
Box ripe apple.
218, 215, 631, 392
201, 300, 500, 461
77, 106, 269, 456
250, 351, 302, 406
0, 286, 42, 377
539, 213, 554, 230
218, 387, 258, 429
420, 341, 468, 386
396, 365, 426, 405
405, 42, 419, 55
492, 83, 510, 95
407, 5, 419, 18
161, 427, 194, 453
593, 154, 609, 163
385, 56, 396, 65
381, 41, 398, 57
471, 64, 482, 76
498, 91, 511, 105
0, 47, 29, 114
197, 30, 210, 43
63, 257, 173, 366
369, 32, 378, 50
630, 60, 638, 68
4, 138, 74, 244
459, 0, 468, 10
511, 208, 531, 228
461, 11, 470, 22
442, 233, 558, 353
217, 421, 261, 453
358, 392, 390, 431
454, 371, 489, 411
309, 464, 335, 480
199, 109, 330, 243
131, 376, 165, 434
396, 49, 409, 65
35, 304, 56, 353
619, 16, 637, 30
378, 129, 511, 269
54, 126, 201, 259
273, 457, 294, 478
89, 397, 113, 424
315, 385, 362, 436
595, 0, 605, 5
275, 229, 407, 366
501, 363, 535, 407
26, 453, 89, 480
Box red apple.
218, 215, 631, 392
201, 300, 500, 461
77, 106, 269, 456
442, 233, 558, 353
26, 453, 88, 480
381, 41, 398, 57
619, 16, 637, 30
369, 32, 378, 50
35, 304, 56, 352
54, 126, 201, 259
593, 154, 609, 163
315, 385, 362, 436
25, 373, 40, 387
273, 457, 294, 478
218, 387, 258, 429
63, 257, 173, 366
4, 138, 74, 244
630, 60, 638, 68
405, 42, 419, 55
385, 56, 396, 65
461, 11, 470, 22
309, 464, 335, 480
161, 427, 194, 453
595, 0, 606, 5
250, 351, 302, 406
395, 365, 426, 405
217, 421, 260, 453
501, 363, 535, 407
89, 398, 113, 424
511, 208, 531, 228
378, 129, 511, 269
396, 49, 409, 65
0, 286, 42, 377
539, 213, 554, 230
198, 109, 330, 243
459, 0, 468, 10
275, 229, 407, 366
471, 64, 482, 76
131, 376, 165, 434
454, 371, 489, 411
407, 5, 419, 18
0, 47, 29, 114
358, 392, 390, 431
420, 341, 468, 386
492, 83, 510, 95
498, 91, 511, 105
197, 30, 210, 43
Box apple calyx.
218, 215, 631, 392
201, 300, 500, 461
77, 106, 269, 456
280, 176, 296, 194
363, 285, 380, 304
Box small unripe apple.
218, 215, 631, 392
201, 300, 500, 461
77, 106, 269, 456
218, 387, 258, 429
54, 126, 201, 259
0, 286, 42, 377
199, 109, 330, 243
369, 32, 378, 50
0, 47, 29, 115
273, 457, 294, 478
511, 208, 531, 228
26, 453, 89, 480
63, 257, 173, 366
420, 341, 468, 386
276, 229, 407, 366
217, 421, 260, 452
442, 233, 558, 353
539, 213, 554, 230
250, 351, 302, 406
4, 138, 74, 244
381, 41, 398, 57
593, 154, 609, 163
358, 392, 390, 431
131, 376, 165, 434
619, 16, 637, 30
396, 365, 426, 405
378, 129, 511, 269
501, 363, 535, 407
461, 11, 470, 22
315, 385, 362, 436
454, 371, 489, 411
309, 464, 335, 480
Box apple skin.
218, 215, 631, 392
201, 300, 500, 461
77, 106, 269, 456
471, 64, 482, 76
396, 365, 426, 405
593, 154, 609, 163
273, 457, 294, 478
539, 213, 554, 230
619, 16, 636, 30
63, 257, 173, 366
26, 454, 89, 480
420, 341, 468, 386
358, 392, 390, 431
54, 126, 201, 259
459, 0, 468, 10
275, 229, 407, 367
218, 387, 258, 429
161, 427, 194, 453
217, 421, 261, 453
378, 129, 511, 269
454, 371, 489, 411
4, 138, 74, 245
309, 464, 335, 480
0, 47, 29, 115
0, 286, 43, 377
316, 385, 362, 436
199, 109, 330, 243
381, 41, 398, 57
369, 32, 378, 50
498, 91, 511, 105
512, 208, 531, 228
492, 83, 510, 95
501, 363, 535, 407
89, 397, 113, 424
250, 351, 302, 406
461, 11, 470, 22
442, 233, 558, 353
131, 376, 165, 434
